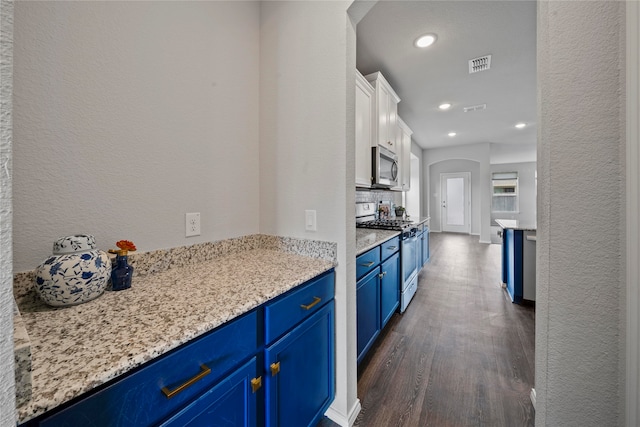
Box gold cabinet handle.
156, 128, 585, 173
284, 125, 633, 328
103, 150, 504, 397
378, 271, 387, 279
161, 364, 211, 399
251, 376, 262, 393
300, 296, 321, 310
387, 246, 397, 250
270, 362, 280, 376
360, 261, 375, 267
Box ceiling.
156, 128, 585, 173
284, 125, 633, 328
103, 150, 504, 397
356, 1, 537, 150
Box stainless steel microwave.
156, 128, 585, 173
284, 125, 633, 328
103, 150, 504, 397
371, 145, 398, 188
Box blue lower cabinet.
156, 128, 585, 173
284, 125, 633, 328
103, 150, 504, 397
24, 271, 336, 427
380, 252, 400, 328
265, 302, 335, 427
159, 357, 260, 427
357, 268, 380, 364
421, 227, 430, 265
37, 311, 259, 427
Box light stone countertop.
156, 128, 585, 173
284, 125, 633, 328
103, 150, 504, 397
14, 235, 336, 424
356, 229, 400, 256
495, 219, 537, 232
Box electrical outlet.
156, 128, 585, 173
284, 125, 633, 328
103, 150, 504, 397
185, 212, 201, 237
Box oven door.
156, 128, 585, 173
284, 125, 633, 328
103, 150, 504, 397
401, 234, 419, 287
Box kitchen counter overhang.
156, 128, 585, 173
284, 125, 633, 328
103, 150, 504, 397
13, 234, 336, 424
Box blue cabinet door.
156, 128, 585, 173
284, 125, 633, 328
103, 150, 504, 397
264, 302, 335, 427
380, 252, 400, 328
505, 229, 524, 303
421, 228, 430, 265
356, 268, 380, 364
159, 356, 259, 427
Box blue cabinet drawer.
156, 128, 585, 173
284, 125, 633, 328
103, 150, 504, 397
264, 270, 335, 344
159, 356, 259, 427
39, 311, 259, 427
356, 247, 380, 280
380, 236, 400, 261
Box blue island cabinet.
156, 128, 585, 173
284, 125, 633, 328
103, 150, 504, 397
500, 228, 536, 304
24, 270, 336, 427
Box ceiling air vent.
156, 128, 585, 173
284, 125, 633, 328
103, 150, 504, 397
469, 55, 491, 73
463, 104, 487, 113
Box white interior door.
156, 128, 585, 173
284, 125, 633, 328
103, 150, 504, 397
441, 172, 471, 233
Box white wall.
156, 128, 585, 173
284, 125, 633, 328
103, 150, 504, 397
490, 161, 537, 227
423, 142, 491, 242
429, 159, 481, 235
12, 1, 260, 272
259, 2, 358, 424
490, 142, 536, 164
0, 0, 15, 424
536, 1, 625, 425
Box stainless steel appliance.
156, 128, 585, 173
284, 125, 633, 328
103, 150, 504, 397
356, 202, 420, 312
372, 145, 398, 189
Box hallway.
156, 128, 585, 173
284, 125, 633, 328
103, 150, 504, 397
353, 232, 535, 426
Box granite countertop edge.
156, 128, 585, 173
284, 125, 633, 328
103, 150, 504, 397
14, 234, 337, 424
356, 229, 401, 256
495, 219, 537, 232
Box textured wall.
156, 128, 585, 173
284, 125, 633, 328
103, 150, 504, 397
0, 1, 15, 424
536, 1, 625, 425
259, 2, 357, 424
12, 1, 260, 272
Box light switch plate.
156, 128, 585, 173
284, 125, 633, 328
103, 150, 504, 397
305, 210, 317, 231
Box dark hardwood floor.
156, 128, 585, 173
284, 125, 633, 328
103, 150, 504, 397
319, 232, 535, 427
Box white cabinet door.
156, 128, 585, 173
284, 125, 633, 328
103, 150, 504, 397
365, 72, 400, 154
397, 117, 413, 192
355, 72, 374, 187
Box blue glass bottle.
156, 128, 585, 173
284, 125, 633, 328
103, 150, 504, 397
111, 251, 134, 291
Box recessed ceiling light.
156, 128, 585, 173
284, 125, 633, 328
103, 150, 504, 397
448, 132, 457, 137
439, 103, 452, 110
415, 34, 437, 48
515, 122, 527, 129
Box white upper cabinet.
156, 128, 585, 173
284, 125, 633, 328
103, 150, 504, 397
397, 117, 413, 192
355, 71, 375, 187
365, 72, 401, 154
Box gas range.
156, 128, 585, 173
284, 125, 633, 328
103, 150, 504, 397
356, 219, 416, 232
355, 202, 420, 234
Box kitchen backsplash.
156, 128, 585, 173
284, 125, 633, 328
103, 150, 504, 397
356, 189, 402, 206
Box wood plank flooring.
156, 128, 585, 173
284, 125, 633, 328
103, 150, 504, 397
319, 232, 535, 427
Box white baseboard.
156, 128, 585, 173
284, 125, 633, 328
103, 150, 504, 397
530, 388, 536, 410
325, 399, 361, 427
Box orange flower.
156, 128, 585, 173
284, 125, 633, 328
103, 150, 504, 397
116, 240, 137, 252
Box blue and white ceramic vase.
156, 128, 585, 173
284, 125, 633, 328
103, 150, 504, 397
34, 235, 111, 307
110, 251, 134, 291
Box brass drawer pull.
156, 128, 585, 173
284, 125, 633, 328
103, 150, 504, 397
360, 261, 375, 267
251, 376, 262, 393
270, 362, 280, 376
162, 364, 211, 399
300, 296, 321, 310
